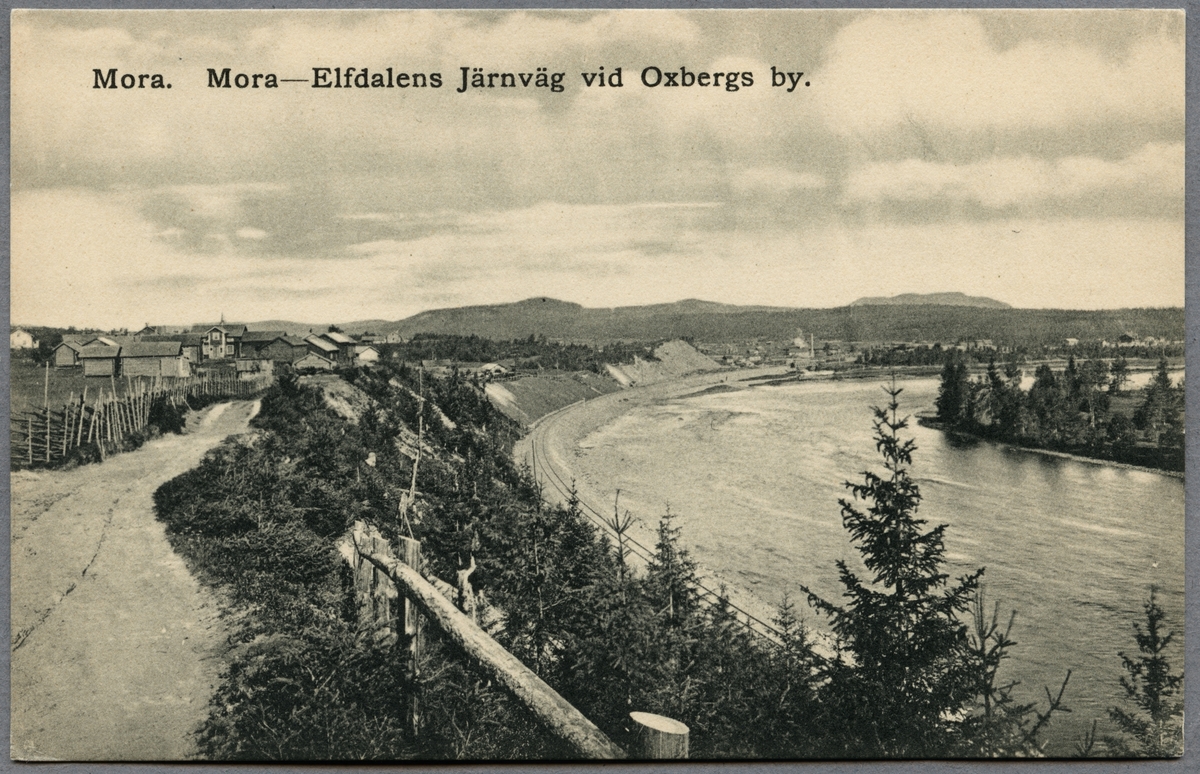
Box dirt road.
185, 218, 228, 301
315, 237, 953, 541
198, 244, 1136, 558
10, 401, 259, 761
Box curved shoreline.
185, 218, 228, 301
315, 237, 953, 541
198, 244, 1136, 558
918, 418, 1184, 480
514, 366, 792, 633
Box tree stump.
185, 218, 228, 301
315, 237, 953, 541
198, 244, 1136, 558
629, 711, 689, 759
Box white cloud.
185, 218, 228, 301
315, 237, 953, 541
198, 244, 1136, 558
733, 167, 827, 195
236, 227, 268, 239
845, 142, 1182, 207
815, 12, 1183, 135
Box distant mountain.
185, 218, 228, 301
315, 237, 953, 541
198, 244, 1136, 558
850, 292, 1012, 309
365, 297, 1182, 348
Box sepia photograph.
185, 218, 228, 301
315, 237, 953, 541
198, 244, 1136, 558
7, 7, 1187, 763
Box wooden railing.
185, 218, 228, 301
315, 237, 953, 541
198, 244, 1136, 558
345, 521, 693, 759
10, 371, 273, 469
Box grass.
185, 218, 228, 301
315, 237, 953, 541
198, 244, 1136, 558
10, 358, 157, 415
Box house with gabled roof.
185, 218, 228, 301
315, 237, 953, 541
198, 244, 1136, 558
79, 344, 121, 377
319, 331, 358, 364
121, 341, 191, 377
305, 334, 341, 364
10, 329, 37, 349
189, 323, 248, 360
53, 340, 85, 368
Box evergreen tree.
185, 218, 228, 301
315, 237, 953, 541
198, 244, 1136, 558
1109, 355, 1129, 395
1104, 588, 1184, 757
936, 356, 970, 427
803, 382, 985, 757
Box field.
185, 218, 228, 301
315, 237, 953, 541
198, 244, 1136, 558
8, 358, 232, 416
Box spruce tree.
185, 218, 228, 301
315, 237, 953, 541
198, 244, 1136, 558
803, 382, 984, 757
1104, 587, 1184, 757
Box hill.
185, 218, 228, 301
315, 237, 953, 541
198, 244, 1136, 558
370, 298, 1183, 349
850, 292, 1011, 309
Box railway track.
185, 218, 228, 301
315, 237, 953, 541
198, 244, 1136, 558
523, 398, 788, 648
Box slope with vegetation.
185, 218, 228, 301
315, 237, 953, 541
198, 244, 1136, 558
151, 361, 1181, 759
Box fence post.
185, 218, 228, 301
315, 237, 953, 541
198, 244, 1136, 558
629, 712, 689, 759
27, 416, 33, 465
398, 535, 423, 739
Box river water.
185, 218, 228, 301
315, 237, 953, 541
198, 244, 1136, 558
561, 375, 1184, 754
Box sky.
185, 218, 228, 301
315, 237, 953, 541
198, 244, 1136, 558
10, 9, 1185, 329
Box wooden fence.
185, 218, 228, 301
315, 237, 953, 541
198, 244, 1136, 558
10, 371, 274, 469
345, 521, 688, 759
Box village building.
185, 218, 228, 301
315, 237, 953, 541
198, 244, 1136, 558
79, 344, 121, 377
480, 362, 508, 376
190, 323, 248, 360
355, 345, 380, 366
304, 334, 341, 364
295, 352, 335, 372
240, 331, 289, 358
319, 331, 358, 363
236, 358, 274, 379
138, 333, 204, 364
120, 341, 191, 378
10, 329, 37, 349
385, 332, 404, 344
53, 340, 85, 368
254, 335, 309, 364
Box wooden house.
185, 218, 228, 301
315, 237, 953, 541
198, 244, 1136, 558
79, 344, 120, 377
355, 345, 380, 366
305, 334, 341, 363
10, 329, 37, 349
53, 340, 84, 368
320, 331, 358, 363
236, 358, 274, 379
295, 352, 335, 372
120, 341, 191, 378
258, 336, 308, 364
240, 331, 288, 358
191, 324, 248, 360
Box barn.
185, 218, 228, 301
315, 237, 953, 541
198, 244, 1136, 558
79, 345, 120, 377
53, 340, 84, 368
305, 335, 340, 362
120, 341, 190, 377
319, 331, 358, 363
240, 330, 289, 358
295, 352, 335, 372
258, 335, 308, 363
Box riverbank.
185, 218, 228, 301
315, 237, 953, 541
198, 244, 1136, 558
917, 417, 1184, 480
514, 366, 794, 632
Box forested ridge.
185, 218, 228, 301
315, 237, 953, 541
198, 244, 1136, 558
151, 362, 1182, 759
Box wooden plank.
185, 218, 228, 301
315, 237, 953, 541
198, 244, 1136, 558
358, 547, 625, 760
397, 535, 423, 739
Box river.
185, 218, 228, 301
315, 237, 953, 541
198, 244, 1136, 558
519, 373, 1184, 755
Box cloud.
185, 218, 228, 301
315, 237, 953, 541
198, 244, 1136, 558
733, 167, 827, 195
844, 142, 1182, 208
236, 227, 268, 240
815, 12, 1183, 136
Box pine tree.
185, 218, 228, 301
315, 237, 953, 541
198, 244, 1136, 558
803, 382, 984, 757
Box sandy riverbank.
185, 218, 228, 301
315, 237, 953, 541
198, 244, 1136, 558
513, 366, 793, 631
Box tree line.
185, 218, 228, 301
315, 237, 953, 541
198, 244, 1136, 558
935, 355, 1184, 471
378, 333, 658, 374
151, 364, 1182, 759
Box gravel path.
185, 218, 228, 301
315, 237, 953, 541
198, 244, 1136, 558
10, 400, 258, 761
